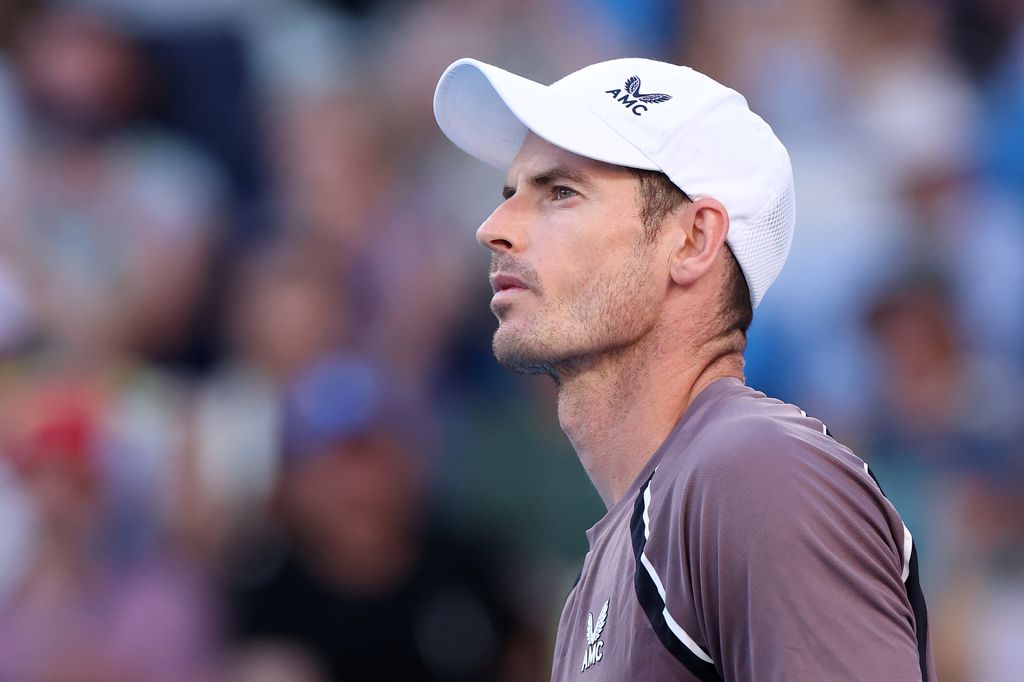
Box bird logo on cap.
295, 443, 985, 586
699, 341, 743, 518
605, 76, 672, 116
623, 76, 672, 103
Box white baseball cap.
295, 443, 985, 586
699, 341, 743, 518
433, 57, 795, 309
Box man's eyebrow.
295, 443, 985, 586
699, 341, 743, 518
502, 165, 595, 198
531, 165, 594, 188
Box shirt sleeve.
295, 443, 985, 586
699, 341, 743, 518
680, 419, 924, 681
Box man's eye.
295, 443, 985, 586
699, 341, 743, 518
553, 186, 578, 200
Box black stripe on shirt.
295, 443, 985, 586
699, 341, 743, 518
907, 543, 930, 681
630, 472, 723, 682
865, 463, 930, 681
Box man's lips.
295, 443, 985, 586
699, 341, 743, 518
489, 273, 530, 294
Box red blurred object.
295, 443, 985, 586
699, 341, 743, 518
8, 382, 103, 477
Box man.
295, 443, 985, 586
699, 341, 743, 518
229, 353, 533, 681
432, 57, 934, 681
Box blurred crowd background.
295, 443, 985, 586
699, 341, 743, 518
0, 0, 1021, 680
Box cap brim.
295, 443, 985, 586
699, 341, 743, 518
433, 58, 658, 172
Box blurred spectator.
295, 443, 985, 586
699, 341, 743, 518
0, 379, 218, 682
189, 237, 349, 561
264, 94, 384, 252
227, 354, 541, 681
1, 6, 225, 365
863, 276, 1023, 496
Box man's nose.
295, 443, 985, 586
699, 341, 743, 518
476, 199, 527, 254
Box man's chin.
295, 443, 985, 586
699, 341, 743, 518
492, 326, 559, 377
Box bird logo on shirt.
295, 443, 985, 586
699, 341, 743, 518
582, 598, 610, 672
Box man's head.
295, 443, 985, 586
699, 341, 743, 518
433, 57, 791, 377
478, 133, 750, 378
279, 353, 432, 588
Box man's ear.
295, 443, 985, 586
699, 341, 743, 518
668, 198, 730, 287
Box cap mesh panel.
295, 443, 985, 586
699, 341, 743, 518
741, 175, 795, 308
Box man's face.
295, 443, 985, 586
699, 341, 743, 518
477, 134, 667, 377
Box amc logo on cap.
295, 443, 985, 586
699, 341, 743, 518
605, 76, 672, 116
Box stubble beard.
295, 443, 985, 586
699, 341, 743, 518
492, 244, 659, 383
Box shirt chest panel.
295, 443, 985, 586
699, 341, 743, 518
551, 512, 701, 681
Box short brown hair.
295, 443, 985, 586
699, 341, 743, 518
630, 169, 753, 336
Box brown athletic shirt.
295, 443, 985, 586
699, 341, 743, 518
551, 378, 934, 681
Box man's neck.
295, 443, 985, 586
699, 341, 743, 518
555, 330, 743, 509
